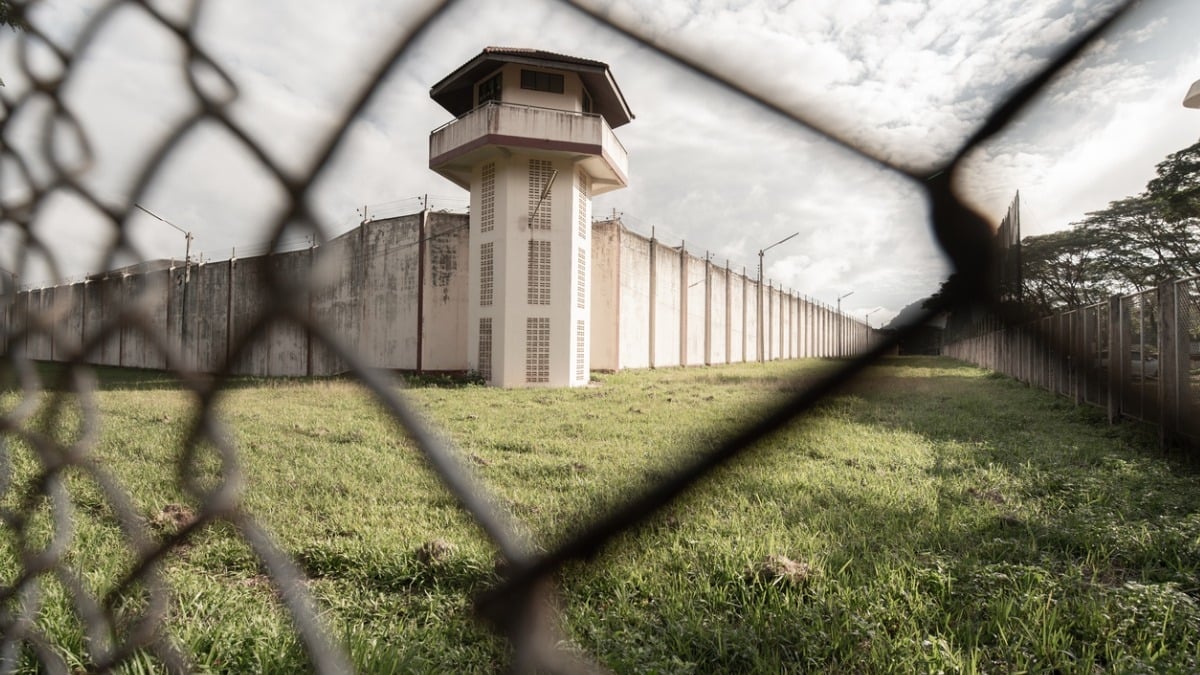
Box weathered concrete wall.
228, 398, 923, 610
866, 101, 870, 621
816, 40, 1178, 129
769, 286, 782, 360
745, 282, 760, 363
266, 251, 311, 376
358, 215, 420, 370
224, 251, 312, 376
182, 262, 231, 373
617, 226, 651, 369
728, 272, 745, 363
708, 265, 727, 365
96, 279, 123, 366
685, 255, 706, 366
589, 220, 621, 371
422, 211, 468, 371
7, 214, 874, 380
55, 284, 83, 361
652, 239, 681, 368
228, 256, 269, 375
311, 233, 359, 375
24, 289, 50, 361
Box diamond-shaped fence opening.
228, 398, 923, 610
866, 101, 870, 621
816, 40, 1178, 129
0, 0, 1169, 672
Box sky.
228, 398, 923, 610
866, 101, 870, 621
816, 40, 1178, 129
2, 0, 1199, 325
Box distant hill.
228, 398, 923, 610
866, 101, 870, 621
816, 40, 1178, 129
884, 296, 947, 330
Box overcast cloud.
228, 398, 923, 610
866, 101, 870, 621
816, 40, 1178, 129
2, 0, 1198, 325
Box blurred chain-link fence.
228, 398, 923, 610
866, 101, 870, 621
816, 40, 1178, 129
0, 0, 1154, 672
946, 276, 1200, 446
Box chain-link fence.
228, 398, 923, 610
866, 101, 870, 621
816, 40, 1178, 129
0, 0, 1155, 672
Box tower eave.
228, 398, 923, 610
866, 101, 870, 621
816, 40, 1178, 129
430, 47, 634, 129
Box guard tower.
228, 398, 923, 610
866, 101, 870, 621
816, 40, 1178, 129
429, 48, 633, 387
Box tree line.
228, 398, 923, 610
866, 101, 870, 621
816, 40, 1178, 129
1020, 138, 1200, 313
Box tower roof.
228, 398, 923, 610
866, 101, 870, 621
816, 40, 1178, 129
430, 47, 634, 129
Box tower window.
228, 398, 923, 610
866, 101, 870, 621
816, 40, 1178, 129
479, 318, 492, 381
477, 72, 501, 106
576, 320, 586, 381
528, 240, 551, 306
481, 162, 495, 233
526, 317, 550, 383
575, 170, 589, 238
576, 247, 586, 310
528, 159, 554, 230
520, 69, 564, 94
480, 242, 494, 306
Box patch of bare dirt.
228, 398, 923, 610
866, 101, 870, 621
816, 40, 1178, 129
750, 554, 818, 587
967, 487, 1007, 505
151, 503, 196, 533
416, 538, 456, 565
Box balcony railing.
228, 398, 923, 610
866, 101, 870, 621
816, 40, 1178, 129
429, 101, 628, 179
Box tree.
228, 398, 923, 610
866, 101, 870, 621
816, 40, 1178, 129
0, 1, 23, 31
1019, 227, 1112, 312
1146, 140, 1200, 224
1080, 194, 1200, 292
1015, 137, 1200, 311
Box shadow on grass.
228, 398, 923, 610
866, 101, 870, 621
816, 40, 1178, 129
0, 361, 487, 393
0, 360, 320, 392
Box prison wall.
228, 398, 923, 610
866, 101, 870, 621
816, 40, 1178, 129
589, 219, 621, 371
685, 255, 706, 365
602, 222, 875, 372
614, 223, 651, 369
422, 211, 469, 371
708, 264, 727, 365
6, 211, 471, 377
4, 215, 876, 378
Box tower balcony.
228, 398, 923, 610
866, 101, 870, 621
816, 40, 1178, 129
429, 101, 629, 195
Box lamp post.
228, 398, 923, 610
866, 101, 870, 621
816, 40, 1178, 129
757, 232, 799, 362
136, 203, 194, 352
135, 203, 193, 278
835, 291, 854, 357
836, 291, 854, 315
866, 307, 880, 328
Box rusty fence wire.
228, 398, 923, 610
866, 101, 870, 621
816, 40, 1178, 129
0, 0, 1153, 672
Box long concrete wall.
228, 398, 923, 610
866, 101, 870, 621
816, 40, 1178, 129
4, 215, 876, 378
4, 211, 470, 377
588, 220, 875, 371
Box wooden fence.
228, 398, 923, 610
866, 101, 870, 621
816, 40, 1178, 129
942, 277, 1200, 447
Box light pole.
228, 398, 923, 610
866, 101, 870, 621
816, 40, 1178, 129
835, 291, 853, 357
136, 203, 194, 350
757, 232, 799, 362
836, 291, 854, 315
136, 203, 193, 278
865, 308, 880, 328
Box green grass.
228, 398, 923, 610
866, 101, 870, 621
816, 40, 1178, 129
3, 357, 1199, 673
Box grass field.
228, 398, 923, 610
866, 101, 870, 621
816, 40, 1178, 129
3, 356, 1200, 673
